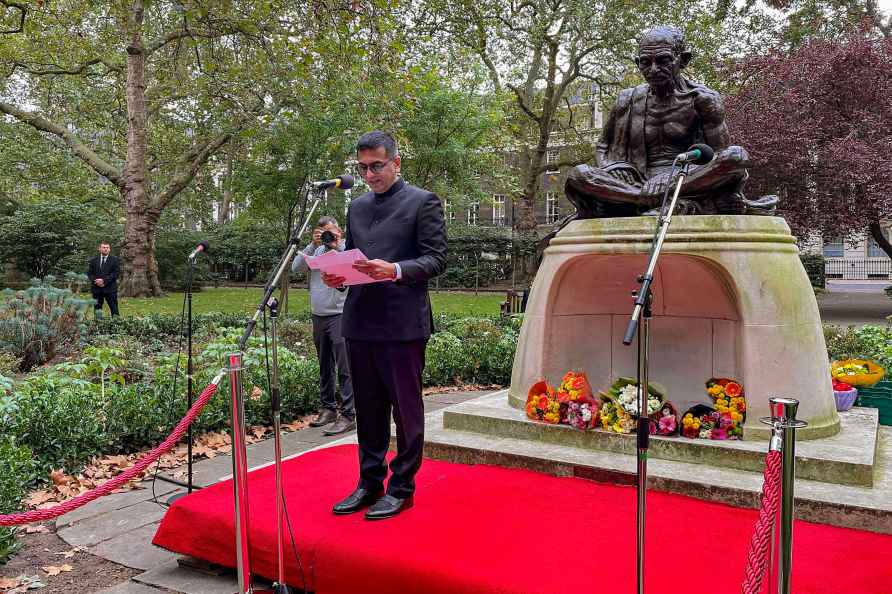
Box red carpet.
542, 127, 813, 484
153, 444, 892, 594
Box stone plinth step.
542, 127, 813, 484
422, 395, 892, 534
443, 391, 878, 486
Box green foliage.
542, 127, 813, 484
0, 202, 93, 278
800, 254, 825, 288
94, 311, 252, 341
424, 316, 519, 386
0, 436, 33, 563
0, 277, 93, 371
823, 324, 892, 371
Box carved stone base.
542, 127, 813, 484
508, 215, 839, 440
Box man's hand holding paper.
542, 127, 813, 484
312, 249, 394, 287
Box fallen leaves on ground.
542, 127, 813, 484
23, 526, 48, 535
0, 574, 46, 593
40, 565, 72, 577
23, 415, 311, 509
422, 384, 503, 396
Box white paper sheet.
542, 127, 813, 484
304, 248, 378, 286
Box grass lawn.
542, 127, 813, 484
120, 287, 505, 317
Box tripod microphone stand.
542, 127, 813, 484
622, 144, 714, 594
159, 252, 204, 502
228, 186, 328, 594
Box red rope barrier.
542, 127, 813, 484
741, 449, 783, 594
0, 381, 220, 526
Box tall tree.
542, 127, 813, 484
725, 28, 892, 257
0, 1, 376, 296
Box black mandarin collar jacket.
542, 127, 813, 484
341, 179, 448, 341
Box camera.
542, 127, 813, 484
320, 230, 337, 247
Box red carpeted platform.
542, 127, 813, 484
153, 444, 892, 594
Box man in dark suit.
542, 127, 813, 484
322, 130, 447, 520
87, 242, 120, 317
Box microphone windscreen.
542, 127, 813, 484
338, 174, 355, 190
689, 143, 714, 165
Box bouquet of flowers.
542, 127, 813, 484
649, 401, 679, 436
525, 380, 561, 424
706, 378, 746, 439
556, 370, 595, 404
682, 405, 741, 440
682, 404, 719, 439
599, 399, 635, 434
601, 377, 664, 418
831, 359, 885, 388
565, 400, 600, 430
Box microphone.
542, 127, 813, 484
188, 240, 209, 260
311, 174, 354, 191
676, 143, 715, 165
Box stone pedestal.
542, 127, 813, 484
508, 215, 839, 440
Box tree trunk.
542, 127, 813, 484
120, 202, 162, 296
118, 0, 159, 297
869, 222, 892, 260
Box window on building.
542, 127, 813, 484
546, 192, 560, 224
546, 149, 560, 164
492, 194, 506, 227
823, 238, 844, 258
443, 199, 456, 222
467, 202, 479, 226
868, 236, 888, 258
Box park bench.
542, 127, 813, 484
500, 289, 528, 317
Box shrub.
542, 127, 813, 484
824, 324, 892, 370
799, 254, 825, 288
93, 312, 251, 342
0, 277, 93, 371
0, 436, 34, 563
424, 331, 468, 386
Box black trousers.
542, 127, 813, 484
93, 291, 119, 316
312, 314, 354, 418
345, 339, 427, 498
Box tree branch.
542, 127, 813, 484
0, 101, 124, 186
151, 132, 231, 210
10, 57, 123, 76
507, 83, 541, 123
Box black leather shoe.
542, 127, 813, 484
309, 409, 337, 427
332, 488, 383, 515
364, 494, 414, 521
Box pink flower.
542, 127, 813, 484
711, 428, 728, 440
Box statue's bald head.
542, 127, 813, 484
639, 26, 689, 58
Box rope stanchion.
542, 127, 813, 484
0, 375, 223, 527
741, 449, 783, 594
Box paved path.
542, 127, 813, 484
55, 391, 486, 594
817, 290, 891, 327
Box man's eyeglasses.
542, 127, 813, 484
357, 159, 392, 175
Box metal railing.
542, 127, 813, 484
825, 258, 891, 280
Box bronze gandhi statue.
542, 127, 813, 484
565, 26, 777, 218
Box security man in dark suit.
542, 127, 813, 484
322, 130, 447, 520
87, 241, 120, 317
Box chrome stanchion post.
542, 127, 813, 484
770, 397, 806, 594
267, 299, 292, 594
228, 352, 253, 594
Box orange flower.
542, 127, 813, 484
725, 382, 742, 397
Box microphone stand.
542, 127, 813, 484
622, 159, 691, 594
228, 186, 326, 593
160, 254, 202, 502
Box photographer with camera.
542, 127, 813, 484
292, 215, 355, 435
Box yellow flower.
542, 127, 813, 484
708, 385, 723, 396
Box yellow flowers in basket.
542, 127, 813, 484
831, 359, 885, 388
